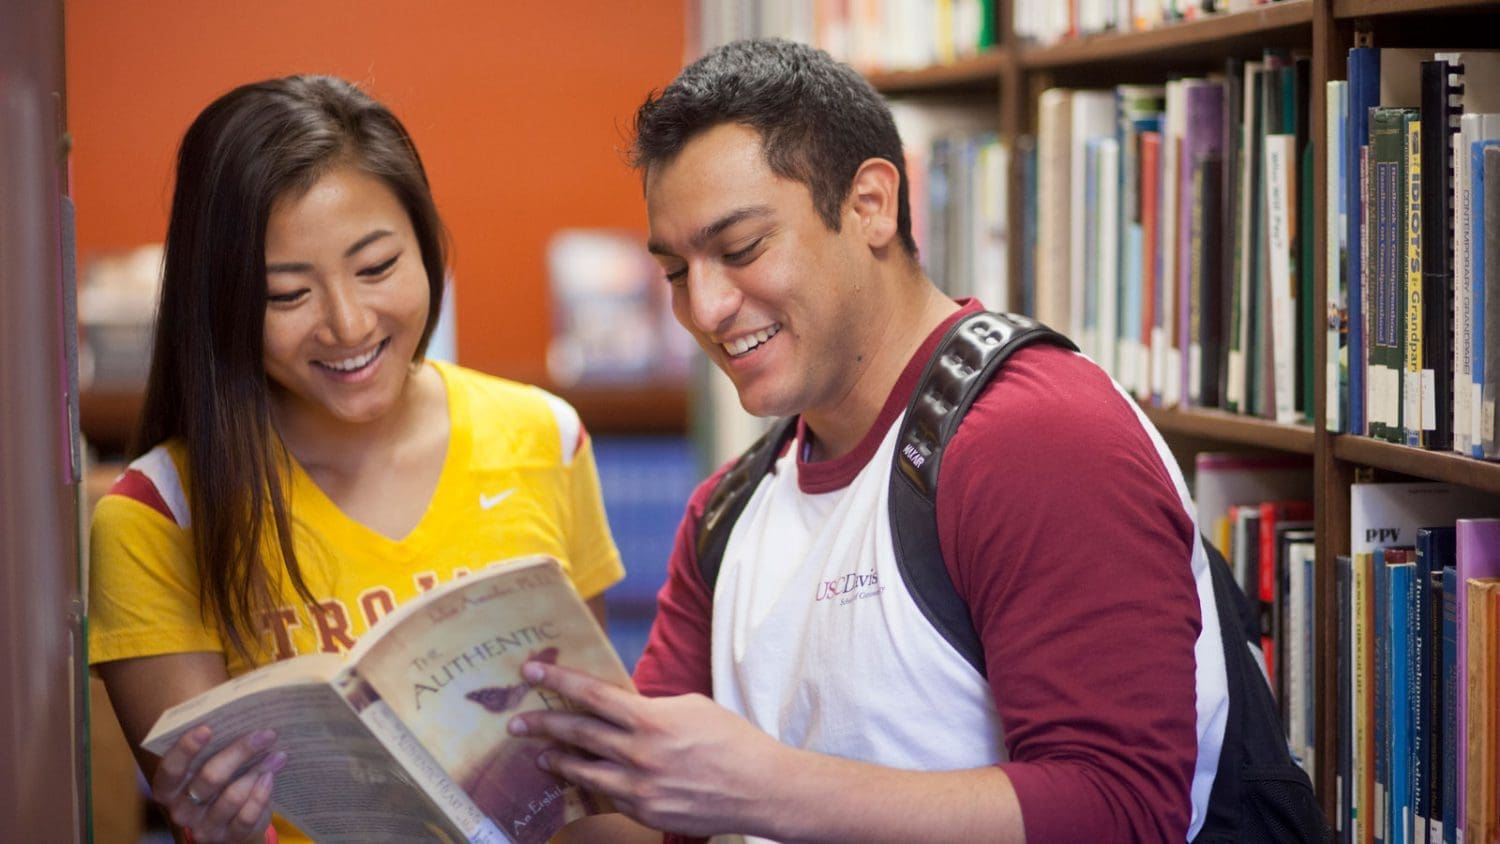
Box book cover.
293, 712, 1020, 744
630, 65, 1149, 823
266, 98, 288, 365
1070, 89, 1116, 364
1463, 577, 1500, 842
1159, 78, 1187, 408
1419, 60, 1458, 452
1115, 86, 1165, 396
1455, 518, 1500, 840
1329, 79, 1350, 434
1265, 132, 1300, 424
1369, 107, 1420, 444
1337, 553, 1354, 839
1140, 129, 1164, 403
1280, 527, 1316, 776
1437, 50, 1500, 456
1355, 550, 1375, 844
1453, 114, 1500, 457
1036, 88, 1074, 332
1404, 112, 1426, 450
1414, 526, 1458, 844
1469, 133, 1500, 458
142, 556, 633, 844
1385, 553, 1416, 844
1484, 145, 1500, 458
1296, 57, 1315, 427
1179, 78, 1226, 408
1259, 500, 1314, 691
1227, 60, 1265, 415
1440, 566, 1458, 844
1349, 45, 1378, 436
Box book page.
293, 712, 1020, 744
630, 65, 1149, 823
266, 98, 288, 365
347, 555, 632, 844
145, 662, 473, 843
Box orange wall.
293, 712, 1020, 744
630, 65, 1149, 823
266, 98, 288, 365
65, 1, 685, 381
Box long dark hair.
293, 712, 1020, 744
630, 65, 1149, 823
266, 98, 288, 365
134, 75, 448, 659
631, 38, 917, 257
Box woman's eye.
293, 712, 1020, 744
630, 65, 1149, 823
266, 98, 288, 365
359, 255, 399, 277
267, 290, 307, 305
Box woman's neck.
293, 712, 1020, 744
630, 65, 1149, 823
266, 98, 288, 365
271, 362, 444, 479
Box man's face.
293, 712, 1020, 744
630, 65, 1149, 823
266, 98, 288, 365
645, 123, 867, 421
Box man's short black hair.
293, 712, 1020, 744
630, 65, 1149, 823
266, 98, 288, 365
632, 38, 916, 256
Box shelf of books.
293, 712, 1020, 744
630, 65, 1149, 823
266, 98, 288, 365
864, 49, 1009, 94
1017, 0, 1314, 71
1334, 0, 1500, 16
689, 1, 1500, 836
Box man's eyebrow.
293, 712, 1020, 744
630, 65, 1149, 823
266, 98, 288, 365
647, 206, 772, 256
266, 229, 394, 274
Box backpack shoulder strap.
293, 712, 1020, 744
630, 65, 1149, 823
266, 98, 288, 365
694, 310, 1076, 677
888, 311, 1077, 676
695, 416, 799, 589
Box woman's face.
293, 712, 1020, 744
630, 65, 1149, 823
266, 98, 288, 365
261, 163, 431, 430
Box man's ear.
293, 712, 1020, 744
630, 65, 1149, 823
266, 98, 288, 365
846, 157, 901, 249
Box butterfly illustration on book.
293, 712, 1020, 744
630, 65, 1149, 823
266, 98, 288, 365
463, 647, 561, 714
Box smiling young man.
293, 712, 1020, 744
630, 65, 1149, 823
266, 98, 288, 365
516, 39, 1230, 844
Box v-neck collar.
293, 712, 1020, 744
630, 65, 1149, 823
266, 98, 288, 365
283, 360, 469, 549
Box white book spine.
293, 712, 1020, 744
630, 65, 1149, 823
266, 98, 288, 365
1266, 134, 1298, 424
1328, 81, 1348, 432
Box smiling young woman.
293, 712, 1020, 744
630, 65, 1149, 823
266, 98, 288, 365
86, 75, 625, 844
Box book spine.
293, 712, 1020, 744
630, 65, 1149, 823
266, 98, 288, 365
1348, 47, 1381, 436
1389, 560, 1414, 844
1405, 114, 1426, 449
358, 697, 508, 844
1453, 116, 1479, 458
1356, 551, 1373, 844
1267, 133, 1299, 424
1339, 553, 1355, 840
1375, 548, 1389, 844
1141, 129, 1163, 402
1414, 530, 1436, 840
1371, 108, 1416, 445
1441, 566, 1457, 844
1419, 60, 1457, 452
1484, 145, 1500, 457
1330, 80, 1350, 434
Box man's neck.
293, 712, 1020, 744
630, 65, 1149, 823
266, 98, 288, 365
800, 277, 959, 462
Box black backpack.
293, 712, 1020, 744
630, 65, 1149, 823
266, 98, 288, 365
695, 310, 1331, 843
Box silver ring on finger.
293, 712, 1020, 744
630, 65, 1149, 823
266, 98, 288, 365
187, 788, 206, 806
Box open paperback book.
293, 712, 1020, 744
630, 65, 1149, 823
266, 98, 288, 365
142, 554, 632, 844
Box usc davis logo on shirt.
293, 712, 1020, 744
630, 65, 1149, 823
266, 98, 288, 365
814, 568, 884, 606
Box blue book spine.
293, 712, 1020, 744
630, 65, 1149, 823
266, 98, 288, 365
1439, 567, 1457, 844
1413, 530, 1435, 841
1348, 47, 1380, 435
1388, 561, 1414, 844
1374, 549, 1389, 844
1339, 554, 1354, 840
1472, 139, 1500, 457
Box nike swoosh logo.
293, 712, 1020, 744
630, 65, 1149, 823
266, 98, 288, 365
479, 488, 516, 510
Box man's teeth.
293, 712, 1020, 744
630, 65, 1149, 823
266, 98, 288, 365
323, 343, 382, 372
725, 325, 781, 357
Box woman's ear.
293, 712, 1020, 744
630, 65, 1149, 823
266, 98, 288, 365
846, 157, 901, 249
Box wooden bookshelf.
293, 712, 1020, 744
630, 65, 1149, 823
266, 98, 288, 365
1333, 435, 1500, 495
1142, 405, 1318, 454
699, 0, 1500, 824
865, 49, 1008, 95
1018, 0, 1313, 70
1334, 0, 1500, 16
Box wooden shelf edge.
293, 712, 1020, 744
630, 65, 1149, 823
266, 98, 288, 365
866, 49, 1008, 94
1331, 434, 1500, 493
1140, 405, 1317, 453
1017, 0, 1313, 68
1333, 0, 1500, 17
